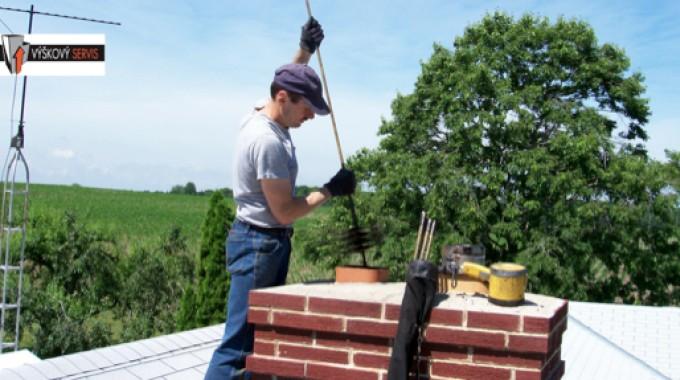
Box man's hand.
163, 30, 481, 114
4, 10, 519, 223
300, 16, 324, 54
323, 168, 356, 197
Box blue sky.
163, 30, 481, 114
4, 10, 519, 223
0, 0, 677, 191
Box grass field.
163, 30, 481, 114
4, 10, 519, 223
29, 183, 212, 249
26, 183, 332, 282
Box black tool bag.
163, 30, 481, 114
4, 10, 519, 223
387, 260, 438, 380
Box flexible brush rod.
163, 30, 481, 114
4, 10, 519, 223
304, 0, 345, 166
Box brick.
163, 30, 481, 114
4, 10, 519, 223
515, 369, 542, 380
253, 340, 276, 356
508, 334, 550, 354
279, 343, 349, 364
421, 343, 469, 361
553, 301, 568, 328
306, 363, 381, 380
315, 332, 390, 353
309, 297, 382, 318
428, 308, 464, 326
431, 362, 511, 379
353, 352, 390, 370
523, 301, 568, 334
273, 311, 344, 332
248, 308, 270, 325
548, 329, 563, 353
519, 351, 561, 380
473, 348, 545, 369
249, 291, 306, 311
425, 327, 506, 350
545, 319, 567, 355
553, 318, 568, 337
255, 326, 313, 345
246, 356, 305, 378
385, 304, 401, 320
347, 320, 398, 338
523, 316, 551, 334
468, 311, 520, 331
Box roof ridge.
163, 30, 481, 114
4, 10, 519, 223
568, 315, 670, 379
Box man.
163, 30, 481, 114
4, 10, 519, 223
204, 17, 356, 380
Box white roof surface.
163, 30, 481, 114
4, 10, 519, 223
0, 301, 677, 379
0, 324, 222, 379
565, 301, 679, 380
0, 349, 41, 370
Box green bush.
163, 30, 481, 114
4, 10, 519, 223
177, 192, 234, 329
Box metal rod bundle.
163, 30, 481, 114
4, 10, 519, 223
413, 211, 436, 261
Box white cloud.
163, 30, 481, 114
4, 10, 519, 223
50, 148, 75, 159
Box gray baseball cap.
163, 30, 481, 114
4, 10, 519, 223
273, 63, 330, 115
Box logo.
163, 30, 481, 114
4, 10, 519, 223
1, 34, 29, 74
0, 34, 106, 76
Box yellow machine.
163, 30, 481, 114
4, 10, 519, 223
460, 262, 528, 306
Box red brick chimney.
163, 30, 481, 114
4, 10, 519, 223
246, 283, 567, 380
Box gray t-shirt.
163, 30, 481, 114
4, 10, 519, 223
233, 112, 298, 228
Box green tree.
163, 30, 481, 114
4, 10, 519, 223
302, 13, 680, 305
185, 182, 197, 195
23, 212, 117, 357
664, 150, 680, 191
177, 192, 234, 329
219, 187, 234, 198
170, 184, 185, 194
24, 282, 112, 358
116, 227, 192, 340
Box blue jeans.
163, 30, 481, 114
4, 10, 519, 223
204, 220, 292, 380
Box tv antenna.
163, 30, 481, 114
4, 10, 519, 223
0, 4, 120, 355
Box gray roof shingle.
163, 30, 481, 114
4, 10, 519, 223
0, 325, 221, 379
161, 367, 204, 380
26, 361, 67, 379
125, 360, 175, 379
563, 315, 668, 379
567, 301, 679, 379
160, 351, 205, 371
0, 368, 26, 380
86, 368, 140, 379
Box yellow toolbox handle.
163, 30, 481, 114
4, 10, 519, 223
461, 262, 490, 282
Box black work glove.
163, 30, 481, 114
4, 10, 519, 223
300, 16, 324, 53
323, 168, 356, 197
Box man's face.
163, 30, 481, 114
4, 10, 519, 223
281, 92, 315, 128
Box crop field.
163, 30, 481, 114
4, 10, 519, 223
27, 184, 212, 249
24, 183, 331, 281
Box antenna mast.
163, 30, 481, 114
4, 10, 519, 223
0, 4, 119, 355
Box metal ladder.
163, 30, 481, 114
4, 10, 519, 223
0, 140, 29, 353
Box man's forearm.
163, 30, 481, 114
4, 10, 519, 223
274, 188, 331, 225
293, 48, 313, 64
